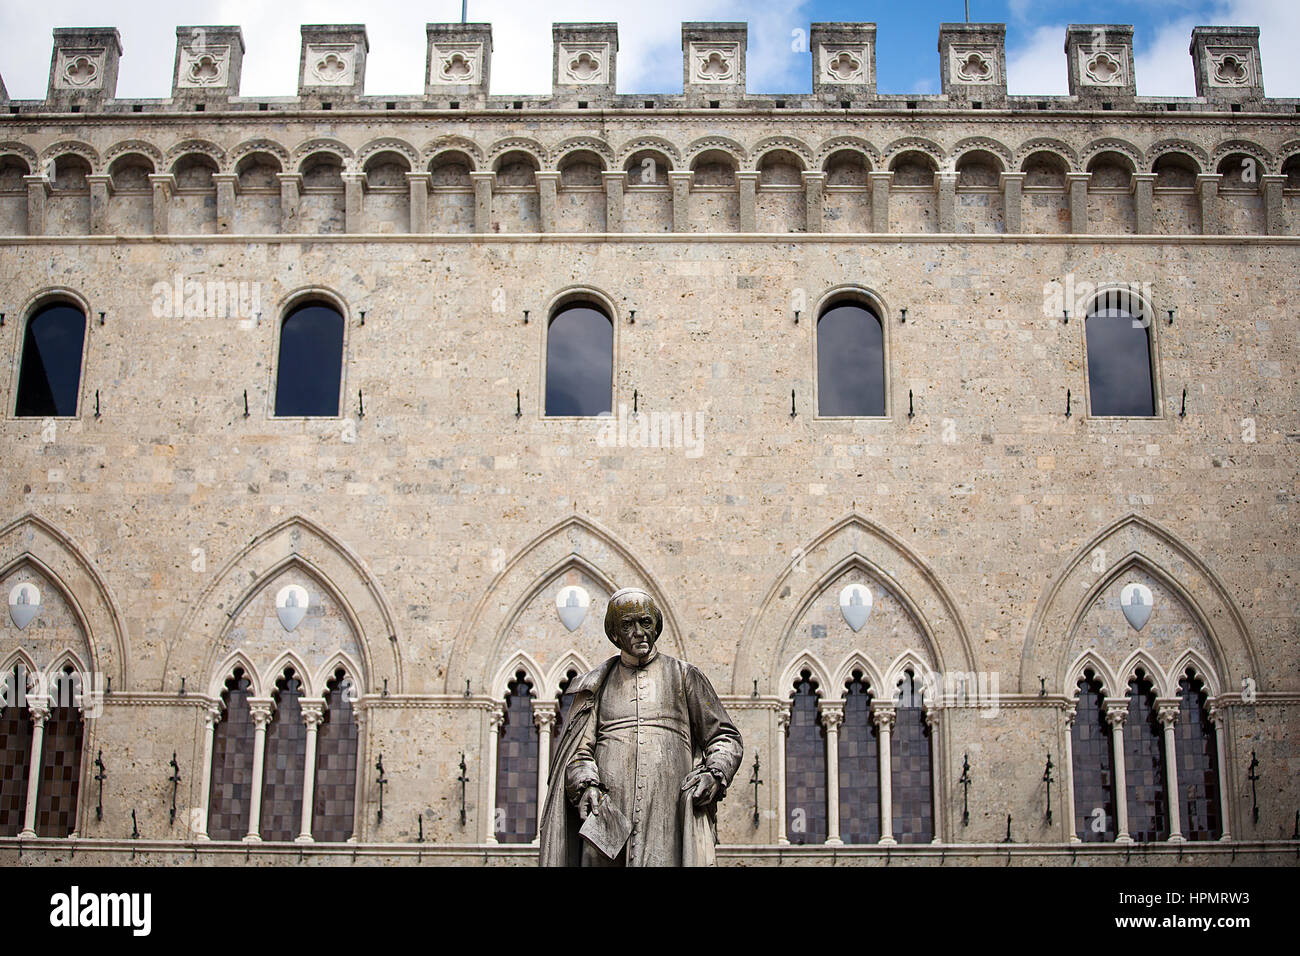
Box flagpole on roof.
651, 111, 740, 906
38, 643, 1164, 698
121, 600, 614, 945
462, 1, 468, 24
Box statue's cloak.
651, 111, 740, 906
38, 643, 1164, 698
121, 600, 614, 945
537, 655, 724, 867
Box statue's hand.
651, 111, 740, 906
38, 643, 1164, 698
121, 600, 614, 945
681, 767, 721, 806
578, 786, 602, 820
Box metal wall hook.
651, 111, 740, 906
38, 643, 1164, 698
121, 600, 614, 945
522, 309, 529, 324
907, 389, 914, 419
748, 750, 763, 829
629, 309, 636, 324
93, 750, 107, 822
1179, 387, 1187, 418
375, 754, 387, 825
457, 752, 469, 827
1043, 753, 1054, 825
793, 309, 800, 324
1166, 308, 1175, 325
168, 753, 181, 826
94, 390, 101, 419
790, 388, 797, 418
98, 311, 105, 326
243, 390, 249, 419
515, 389, 521, 419
1065, 388, 1072, 418
358, 389, 365, 419
958, 754, 971, 827
1062, 309, 1069, 325
900, 307, 908, 323
359, 310, 366, 326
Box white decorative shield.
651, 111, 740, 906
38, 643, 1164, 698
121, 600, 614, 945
275, 584, 310, 632
556, 585, 590, 632
838, 583, 873, 632
8, 583, 41, 630
1120, 582, 1153, 631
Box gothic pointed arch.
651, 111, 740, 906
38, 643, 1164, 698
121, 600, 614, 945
1064, 650, 1120, 699
778, 651, 832, 697
208, 650, 264, 699
1116, 650, 1172, 699
736, 512, 975, 695
445, 514, 684, 695
1021, 514, 1257, 695
265, 649, 317, 698
545, 651, 594, 702
164, 515, 395, 696
0, 514, 128, 689
830, 650, 886, 695
491, 651, 545, 701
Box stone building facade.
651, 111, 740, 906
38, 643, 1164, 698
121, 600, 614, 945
0, 20, 1296, 865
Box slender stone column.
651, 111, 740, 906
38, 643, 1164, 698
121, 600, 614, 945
469, 171, 494, 233
668, 171, 693, 233
775, 708, 790, 845
1260, 174, 1285, 236
533, 702, 558, 840
349, 704, 367, 843
819, 700, 844, 845
212, 172, 237, 234
1104, 699, 1132, 843
1132, 172, 1157, 234
1156, 699, 1185, 842
296, 700, 325, 843
924, 706, 944, 843
1197, 173, 1223, 234
148, 173, 174, 236
936, 171, 957, 232
869, 170, 892, 233
484, 705, 504, 843
406, 171, 430, 233
18, 697, 51, 838
873, 701, 897, 845
1063, 706, 1080, 843
1000, 171, 1025, 234
194, 703, 221, 840
535, 171, 560, 233
341, 170, 365, 234
601, 170, 626, 233
23, 174, 49, 236
277, 172, 301, 234
243, 697, 274, 842
87, 173, 112, 235
1066, 172, 1090, 234
802, 170, 825, 233
1208, 701, 1231, 840
737, 170, 760, 233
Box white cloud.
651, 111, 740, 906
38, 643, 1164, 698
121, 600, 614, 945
1007, 23, 1069, 96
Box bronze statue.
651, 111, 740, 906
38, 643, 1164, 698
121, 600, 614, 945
538, 587, 743, 866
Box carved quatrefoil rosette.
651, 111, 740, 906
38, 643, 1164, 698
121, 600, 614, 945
690, 43, 739, 84
1208, 50, 1254, 87
305, 44, 357, 87
558, 43, 609, 84
55, 49, 107, 90
950, 47, 997, 85
1080, 48, 1127, 86
178, 45, 229, 89
824, 49, 864, 82
431, 44, 481, 85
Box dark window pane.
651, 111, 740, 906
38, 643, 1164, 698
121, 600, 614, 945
838, 676, 879, 844
1176, 671, 1221, 841
545, 305, 612, 416
817, 303, 885, 416
260, 671, 306, 841
16, 303, 86, 417
553, 669, 580, 764
1071, 672, 1117, 841
208, 670, 254, 840
312, 670, 358, 842
495, 674, 538, 843
1124, 672, 1168, 842
35, 670, 83, 838
274, 303, 344, 416
784, 672, 827, 844
892, 672, 933, 844
1086, 305, 1155, 416
0, 667, 33, 836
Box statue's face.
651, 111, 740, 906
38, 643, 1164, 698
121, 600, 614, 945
610, 596, 659, 660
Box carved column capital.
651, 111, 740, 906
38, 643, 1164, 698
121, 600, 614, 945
26, 695, 52, 723
248, 697, 275, 728
1103, 698, 1129, 728
1155, 698, 1182, 727
818, 699, 845, 731
871, 700, 897, 732
300, 699, 326, 728
533, 701, 559, 734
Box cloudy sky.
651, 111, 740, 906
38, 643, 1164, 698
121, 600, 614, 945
1, 0, 1295, 99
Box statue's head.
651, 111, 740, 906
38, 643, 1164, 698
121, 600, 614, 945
603, 587, 663, 662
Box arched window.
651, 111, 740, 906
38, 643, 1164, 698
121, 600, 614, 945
545, 303, 612, 417
208, 669, 255, 841
15, 301, 86, 417
260, 668, 307, 842
837, 672, 879, 844
784, 670, 827, 844
1085, 291, 1156, 417
1071, 671, 1117, 841
34, 666, 84, 837
1123, 669, 1168, 842
1175, 669, 1221, 841
311, 668, 359, 843
816, 300, 885, 416
891, 671, 933, 844
495, 672, 538, 843
0, 665, 33, 836
274, 301, 345, 417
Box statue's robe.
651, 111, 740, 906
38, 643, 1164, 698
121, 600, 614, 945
538, 651, 743, 866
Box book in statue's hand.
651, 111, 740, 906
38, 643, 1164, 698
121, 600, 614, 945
578, 794, 632, 860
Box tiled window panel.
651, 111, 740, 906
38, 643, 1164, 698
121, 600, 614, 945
260, 671, 307, 842
1123, 673, 1168, 842
838, 677, 880, 844
312, 671, 358, 843
35, 674, 84, 837
208, 670, 255, 841
784, 673, 827, 845
891, 673, 933, 844
1071, 673, 1117, 841
0, 670, 32, 837
495, 674, 538, 844
1176, 672, 1221, 841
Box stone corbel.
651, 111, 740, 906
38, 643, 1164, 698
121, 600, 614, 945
1130, 172, 1157, 234
277, 172, 302, 234
999, 171, 1025, 233
469, 170, 494, 234
1065, 172, 1091, 234
868, 170, 892, 233
736, 170, 760, 233
535, 171, 560, 233
23, 173, 51, 237
1259, 174, 1285, 236
668, 170, 693, 233
341, 170, 365, 234
1196, 173, 1223, 235
212, 172, 238, 235
86, 173, 112, 235
406, 171, 431, 233
148, 173, 175, 235
801, 170, 825, 233
936, 171, 958, 233
601, 170, 627, 233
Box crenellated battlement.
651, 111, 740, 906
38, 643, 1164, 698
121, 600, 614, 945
0, 21, 1290, 115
